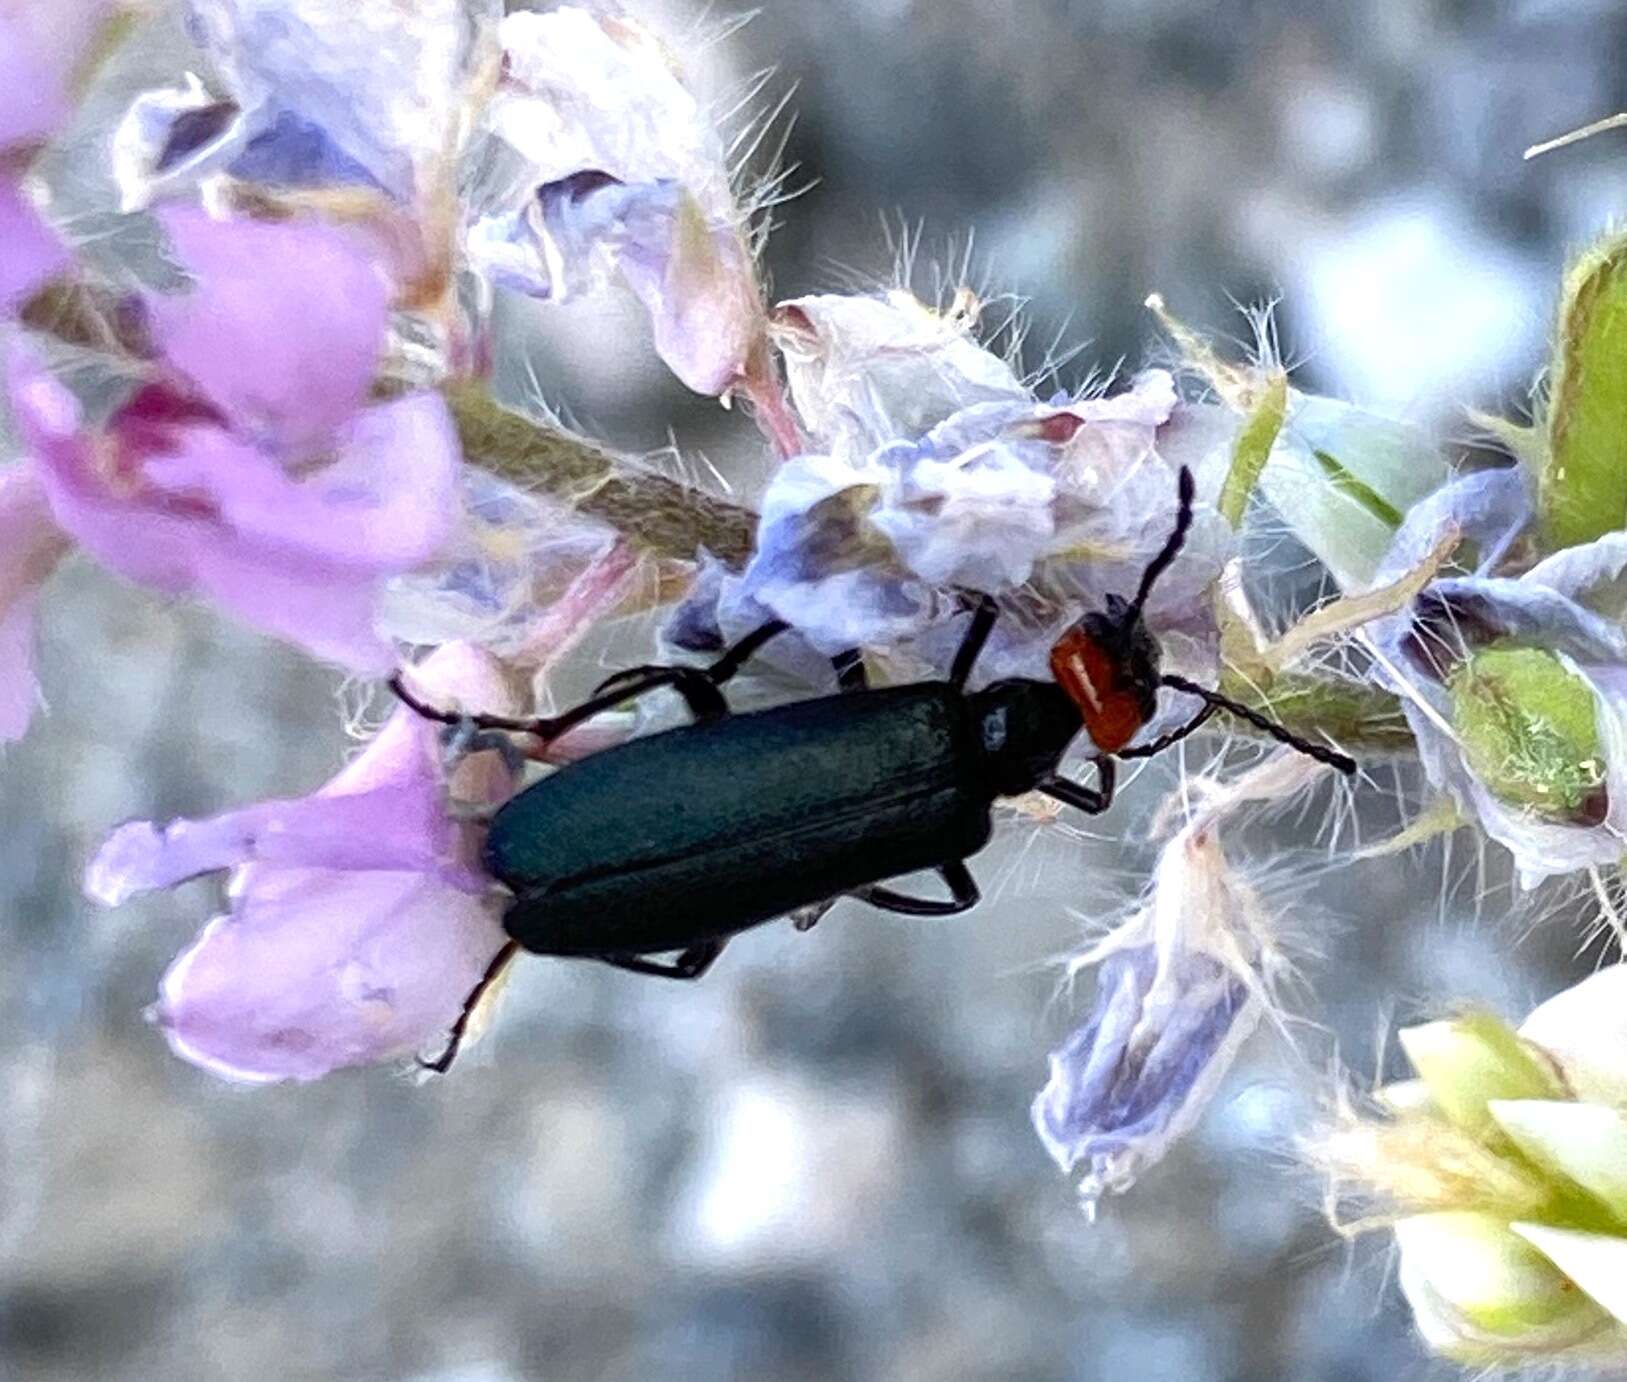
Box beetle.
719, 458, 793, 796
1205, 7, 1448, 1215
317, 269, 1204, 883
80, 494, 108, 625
393, 465, 1355, 1068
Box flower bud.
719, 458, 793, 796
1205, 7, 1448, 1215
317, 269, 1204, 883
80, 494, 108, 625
1446, 644, 1607, 823
1489, 1100, 1627, 1222
1537, 228, 1627, 550
1397, 1012, 1565, 1145
1395, 1211, 1614, 1362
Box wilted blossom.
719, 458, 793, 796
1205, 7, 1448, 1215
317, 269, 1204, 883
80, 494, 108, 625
1033, 753, 1322, 1208
0, 206, 460, 739
679, 291, 1231, 702
84, 642, 519, 1082
1319, 968, 1627, 1364
465, 7, 765, 396
1365, 465, 1627, 885
0, 0, 124, 311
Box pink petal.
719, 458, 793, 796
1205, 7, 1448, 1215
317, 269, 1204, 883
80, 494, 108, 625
0, 462, 71, 740
8, 357, 442, 673
155, 869, 508, 1082
138, 393, 458, 572
0, 176, 67, 310
149, 208, 390, 451
37, 420, 400, 670
0, 20, 70, 150
618, 192, 761, 396
0, 3, 115, 150
85, 777, 472, 907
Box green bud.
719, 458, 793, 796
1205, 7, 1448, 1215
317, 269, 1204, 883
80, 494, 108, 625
1447, 643, 1606, 823
1537, 228, 1627, 551
1399, 1012, 1567, 1144
1396, 1212, 1615, 1361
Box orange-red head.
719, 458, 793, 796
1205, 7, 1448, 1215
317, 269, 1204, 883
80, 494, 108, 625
1049, 596, 1162, 755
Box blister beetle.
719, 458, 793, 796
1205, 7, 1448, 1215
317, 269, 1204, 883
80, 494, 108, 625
393, 465, 1356, 1068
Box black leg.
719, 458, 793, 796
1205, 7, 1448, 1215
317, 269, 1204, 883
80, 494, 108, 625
859, 859, 981, 917
596, 939, 726, 980
591, 665, 729, 721
1039, 755, 1116, 815
1116, 702, 1220, 759
393, 622, 792, 742
420, 940, 522, 1074
591, 618, 795, 718
950, 595, 999, 690
832, 649, 869, 692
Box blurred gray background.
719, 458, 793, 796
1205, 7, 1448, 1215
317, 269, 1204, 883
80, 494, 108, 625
5, 1, 1627, 1378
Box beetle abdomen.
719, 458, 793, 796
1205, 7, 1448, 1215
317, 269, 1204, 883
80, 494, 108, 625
487, 684, 992, 956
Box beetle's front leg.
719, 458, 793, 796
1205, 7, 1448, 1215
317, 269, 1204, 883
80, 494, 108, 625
1038, 755, 1116, 815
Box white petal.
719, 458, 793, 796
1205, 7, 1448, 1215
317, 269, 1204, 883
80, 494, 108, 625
1490, 1100, 1627, 1216
1520, 964, 1627, 1106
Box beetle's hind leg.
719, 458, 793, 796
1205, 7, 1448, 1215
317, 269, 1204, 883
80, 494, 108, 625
859, 859, 980, 917
595, 938, 726, 980
589, 619, 793, 722
590, 666, 730, 722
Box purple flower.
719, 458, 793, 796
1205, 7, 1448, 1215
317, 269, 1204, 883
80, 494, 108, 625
705, 302, 1230, 687
1365, 467, 1627, 886
85, 642, 519, 1083
464, 9, 765, 396
2, 208, 460, 738
116, 0, 497, 208
1033, 754, 1318, 1207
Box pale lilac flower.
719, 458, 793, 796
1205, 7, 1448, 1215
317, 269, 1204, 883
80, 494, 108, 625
1034, 754, 1320, 1208
707, 307, 1229, 683
464, 8, 764, 396
770, 291, 1026, 456
115, 0, 498, 208
0, 209, 459, 738
379, 468, 635, 663
86, 642, 519, 1083
1365, 467, 1627, 886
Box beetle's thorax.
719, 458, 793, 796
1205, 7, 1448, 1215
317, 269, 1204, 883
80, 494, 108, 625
968, 678, 1083, 797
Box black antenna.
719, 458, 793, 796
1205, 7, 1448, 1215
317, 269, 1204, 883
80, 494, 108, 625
1160, 673, 1357, 775
1129, 465, 1196, 619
